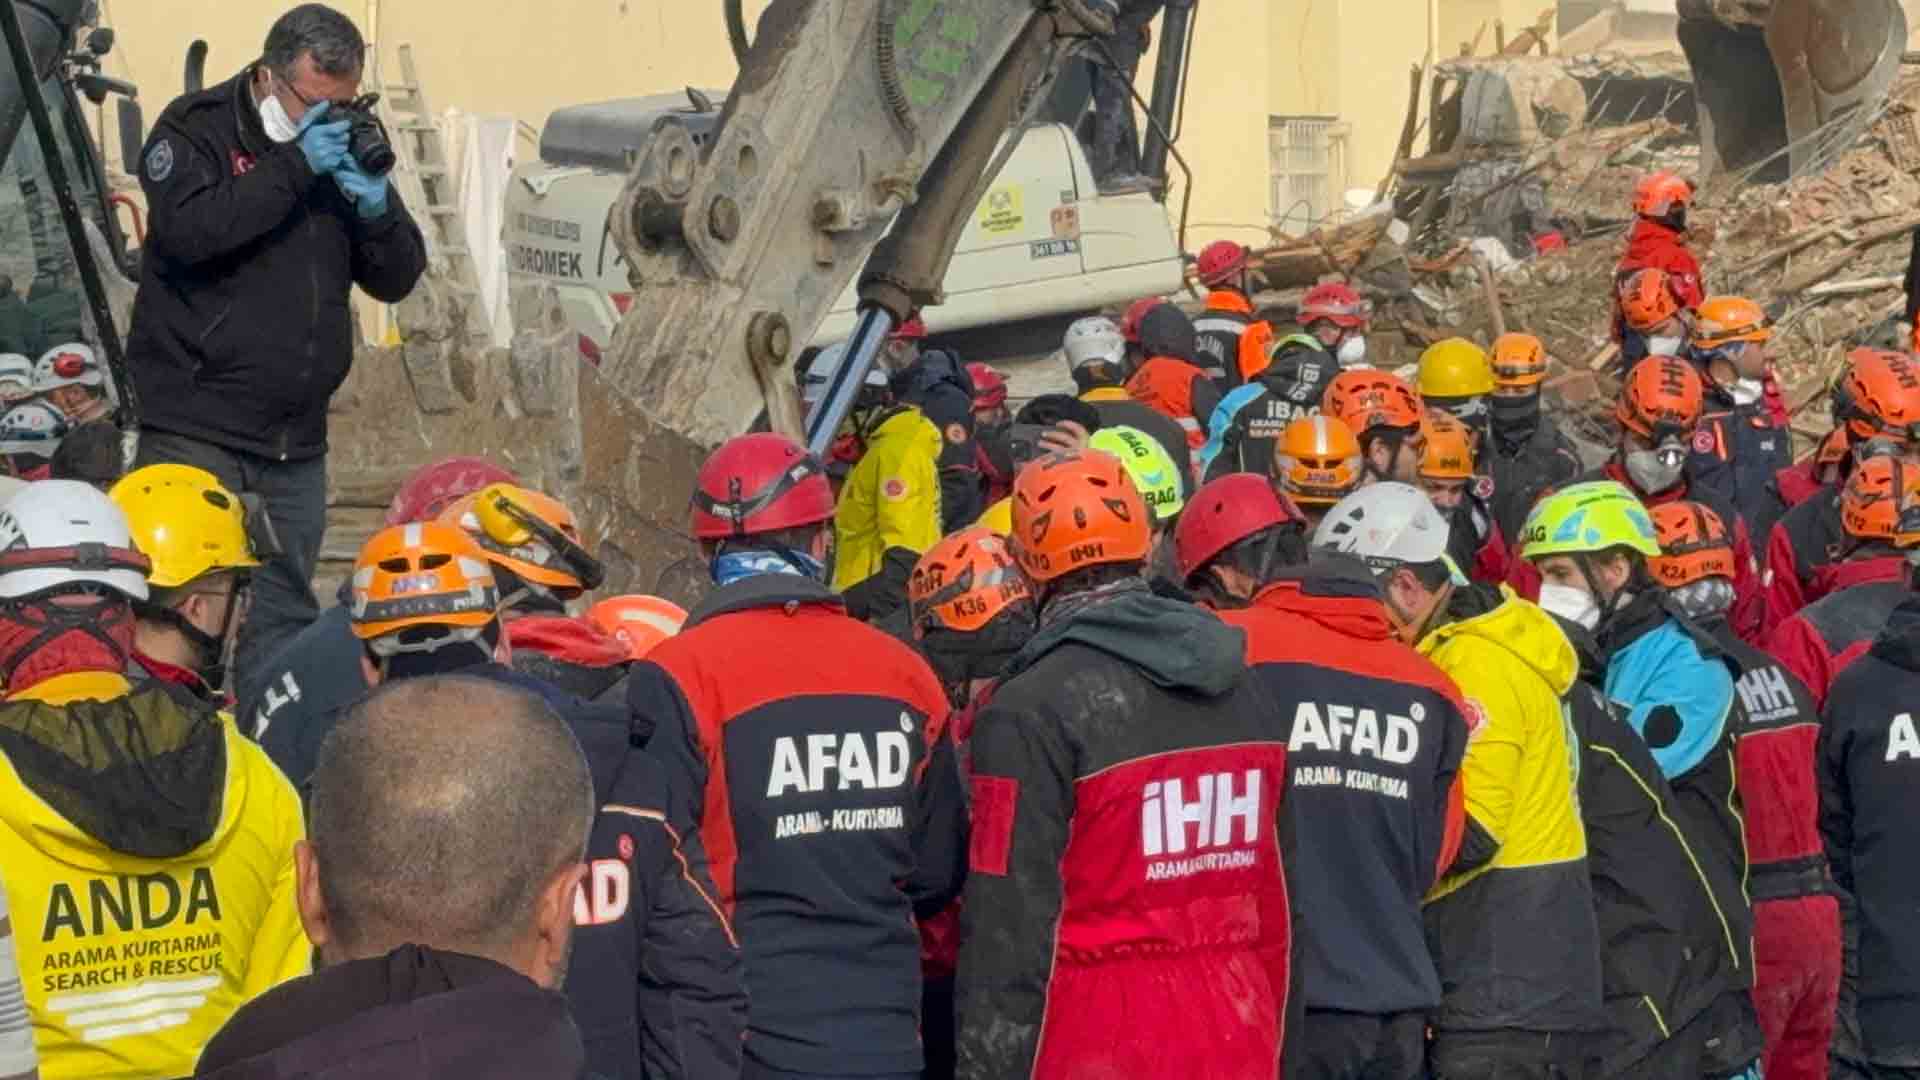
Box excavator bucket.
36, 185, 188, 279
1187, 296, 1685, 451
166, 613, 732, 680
1679, 0, 1908, 182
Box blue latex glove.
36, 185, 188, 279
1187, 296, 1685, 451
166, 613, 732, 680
296, 101, 352, 175
333, 157, 391, 219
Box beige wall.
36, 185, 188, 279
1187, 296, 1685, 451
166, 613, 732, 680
86, 0, 1547, 267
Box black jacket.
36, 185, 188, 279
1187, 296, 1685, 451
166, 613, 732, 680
245, 602, 366, 755
1821, 596, 1920, 1063
1687, 388, 1792, 546
955, 585, 1300, 1078
195, 945, 592, 1079
1485, 409, 1584, 543
128, 68, 427, 460
1558, 619, 1764, 1075
628, 573, 967, 1076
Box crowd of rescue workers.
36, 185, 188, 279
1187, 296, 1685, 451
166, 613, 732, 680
0, 159, 1917, 1080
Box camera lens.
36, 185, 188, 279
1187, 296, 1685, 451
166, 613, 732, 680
350, 120, 396, 176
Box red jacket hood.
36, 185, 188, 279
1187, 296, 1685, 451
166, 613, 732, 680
505, 615, 631, 668
1624, 218, 1688, 259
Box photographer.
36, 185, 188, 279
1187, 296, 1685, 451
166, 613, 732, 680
127, 3, 426, 683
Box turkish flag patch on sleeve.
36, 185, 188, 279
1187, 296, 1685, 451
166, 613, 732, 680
969, 774, 1019, 876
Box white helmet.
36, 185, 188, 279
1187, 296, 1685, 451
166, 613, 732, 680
1064, 316, 1126, 372
0, 480, 151, 600
1312, 481, 1463, 583
33, 343, 104, 393
0, 354, 32, 396
801, 343, 889, 405
0, 400, 66, 458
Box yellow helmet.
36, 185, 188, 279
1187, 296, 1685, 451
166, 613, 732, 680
975, 496, 1013, 537
109, 464, 261, 590
1417, 338, 1495, 399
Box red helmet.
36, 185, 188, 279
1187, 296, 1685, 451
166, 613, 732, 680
965, 361, 1008, 410
689, 433, 834, 540
1299, 282, 1370, 329
1173, 473, 1306, 583
890, 314, 928, 341
1120, 297, 1163, 344
1196, 241, 1250, 287
386, 457, 519, 526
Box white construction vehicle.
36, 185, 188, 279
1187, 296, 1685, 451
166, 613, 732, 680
505, 90, 1185, 368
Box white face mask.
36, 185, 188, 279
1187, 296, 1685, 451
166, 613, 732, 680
1538, 582, 1601, 630
1625, 446, 1686, 494
1337, 335, 1368, 367
1646, 335, 1684, 357
259, 91, 300, 144
1729, 377, 1765, 407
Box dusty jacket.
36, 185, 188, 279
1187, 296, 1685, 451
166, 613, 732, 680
194, 946, 591, 1079
0, 674, 307, 1080
1418, 586, 1603, 1035
1220, 568, 1470, 1015
128, 69, 426, 460
832, 406, 945, 593
628, 573, 965, 1075
955, 586, 1298, 1079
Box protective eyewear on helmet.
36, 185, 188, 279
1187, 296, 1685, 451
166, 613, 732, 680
478, 490, 606, 590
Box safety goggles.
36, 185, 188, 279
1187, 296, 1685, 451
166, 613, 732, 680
479, 490, 606, 590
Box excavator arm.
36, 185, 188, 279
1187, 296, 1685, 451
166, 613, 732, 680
601, 0, 1119, 457
1679, 0, 1908, 182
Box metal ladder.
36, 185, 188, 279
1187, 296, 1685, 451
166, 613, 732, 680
376, 44, 487, 348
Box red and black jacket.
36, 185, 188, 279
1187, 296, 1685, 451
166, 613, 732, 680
1820, 597, 1920, 1060
1705, 621, 1828, 902
627, 574, 966, 1077
955, 586, 1298, 1079
1218, 570, 1470, 1016
1764, 488, 1909, 625
507, 614, 631, 702
1764, 580, 1910, 712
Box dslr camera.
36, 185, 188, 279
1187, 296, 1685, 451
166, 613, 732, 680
330, 93, 396, 176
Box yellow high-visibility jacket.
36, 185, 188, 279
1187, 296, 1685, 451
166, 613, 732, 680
0, 673, 307, 1080
832, 406, 943, 593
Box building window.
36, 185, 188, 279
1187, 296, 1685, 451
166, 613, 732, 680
1269, 116, 1346, 233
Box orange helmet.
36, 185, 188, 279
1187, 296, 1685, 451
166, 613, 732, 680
1419, 413, 1476, 481
440, 483, 602, 595
1010, 451, 1150, 582
1272, 415, 1362, 507
1692, 296, 1771, 349
1841, 348, 1920, 443
1841, 455, 1920, 542
1648, 501, 1737, 587
1617, 269, 1680, 330
1634, 171, 1693, 217
1616, 355, 1705, 440
1490, 332, 1549, 388
1324, 370, 1424, 438
908, 527, 1035, 636
584, 594, 687, 660
349, 522, 501, 656
1896, 477, 1920, 551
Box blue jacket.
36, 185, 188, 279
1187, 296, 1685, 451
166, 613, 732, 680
1197, 383, 1264, 475
1604, 608, 1733, 780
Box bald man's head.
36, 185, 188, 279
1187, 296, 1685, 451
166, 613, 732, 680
306, 675, 593, 965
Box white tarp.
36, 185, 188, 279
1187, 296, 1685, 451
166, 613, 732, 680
444, 109, 517, 347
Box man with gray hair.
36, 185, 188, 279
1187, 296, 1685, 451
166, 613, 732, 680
128, 2, 426, 683
193, 675, 598, 1079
